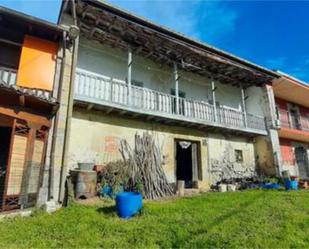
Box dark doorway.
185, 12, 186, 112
0, 126, 12, 204
295, 146, 309, 179
176, 140, 200, 188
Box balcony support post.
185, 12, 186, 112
127, 46, 132, 105
173, 62, 180, 115
240, 84, 248, 127
211, 79, 217, 122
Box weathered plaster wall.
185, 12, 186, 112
206, 134, 257, 184
254, 136, 276, 176
246, 85, 283, 176
68, 107, 210, 189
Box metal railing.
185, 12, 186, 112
74, 68, 267, 132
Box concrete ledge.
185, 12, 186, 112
0, 208, 33, 220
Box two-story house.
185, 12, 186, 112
273, 72, 309, 179
58, 0, 280, 192
0, 7, 77, 212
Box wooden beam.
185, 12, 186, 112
105, 108, 113, 114
0, 106, 51, 127
87, 103, 94, 111
19, 95, 25, 107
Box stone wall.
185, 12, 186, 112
68, 107, 210, 189
207, 133, 257, 184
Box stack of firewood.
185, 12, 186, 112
119, 132, 174, 199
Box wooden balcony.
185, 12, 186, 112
0, 66, 52, 100
279, 109, 309, 132
74, 68, 267, 135
278, 109, 309, 143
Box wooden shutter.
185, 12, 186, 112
16, 35, 58, 91
191, 143, 198, 182
27, 129, 47, 195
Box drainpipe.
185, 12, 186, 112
48, 31, 66, 201
58, 0, 79, 203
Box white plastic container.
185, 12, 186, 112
218, 184, 227, 192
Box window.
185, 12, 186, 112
125, 79, 144, 88
170, 89, 186, 98
235, 150, 243, 163
132, 80, 144, 88
0, 42, 21, 69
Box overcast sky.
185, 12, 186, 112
1, 0, 308, 83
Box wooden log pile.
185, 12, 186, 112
119, 132, 174, 199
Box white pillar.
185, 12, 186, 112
211, 79, 217, 122
173, 62, 179, 114
127, 46, 132, 105
240, 84, 248, 127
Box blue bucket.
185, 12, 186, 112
116, 192, 143, 219
285, 180, 298, 190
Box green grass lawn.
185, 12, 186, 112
0, 190, 308, 248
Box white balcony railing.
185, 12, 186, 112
73, 68, 266, 133
0, 67, 17, 86
0, 67, 52, 99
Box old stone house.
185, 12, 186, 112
58, 0, 281, 192
1, 0, 296, 214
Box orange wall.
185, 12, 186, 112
16, 35, 58, 91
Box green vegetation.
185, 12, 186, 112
0, 190, 308, 248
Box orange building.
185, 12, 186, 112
0, 7, 76, 213
273, 72, 309, 179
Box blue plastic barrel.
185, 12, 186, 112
116, 192, 143, 219
285, 180, 298, 190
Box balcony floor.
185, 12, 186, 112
74, 97, 268, 136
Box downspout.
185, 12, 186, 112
48, 31, 66, 201
58, 0, 79, 203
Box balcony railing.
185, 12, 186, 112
279, 109, 309, 132
0, 67, 17, 86
74, 68, 267, 133
0, 67, 51, 99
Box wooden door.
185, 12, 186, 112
2, 120, 48, 211
2, 120, 29, 210
24, 129, 48, 207
295, 147, 309, 179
